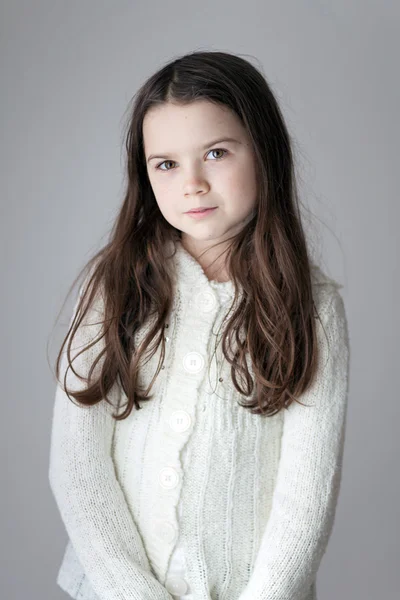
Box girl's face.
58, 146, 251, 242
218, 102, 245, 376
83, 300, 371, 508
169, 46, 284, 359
143, 100, 258, 253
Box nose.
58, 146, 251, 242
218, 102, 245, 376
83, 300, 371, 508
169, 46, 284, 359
182, 162, 210, 195
183, 179, 209, 196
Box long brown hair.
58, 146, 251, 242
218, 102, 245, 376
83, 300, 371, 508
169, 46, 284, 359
53, 49, 327, 420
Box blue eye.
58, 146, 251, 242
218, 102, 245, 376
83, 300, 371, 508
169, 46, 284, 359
155, 148, 228, 171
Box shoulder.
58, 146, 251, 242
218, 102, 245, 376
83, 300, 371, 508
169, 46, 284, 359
310, 262, 343, 291
309, 264, 349, 362
310, 263, 345, 315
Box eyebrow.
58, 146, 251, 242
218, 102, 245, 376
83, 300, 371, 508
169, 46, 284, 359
146, 137, 241, 163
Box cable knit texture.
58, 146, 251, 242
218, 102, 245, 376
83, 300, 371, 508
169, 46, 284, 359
49, 239, 350, 600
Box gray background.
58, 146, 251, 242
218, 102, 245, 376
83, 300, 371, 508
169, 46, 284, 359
1, 1, 399, 598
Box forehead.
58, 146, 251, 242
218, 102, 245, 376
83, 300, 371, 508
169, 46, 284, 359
142, 100, 244, 153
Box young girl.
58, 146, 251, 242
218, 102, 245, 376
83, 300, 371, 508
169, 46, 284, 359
49, 50, 350, 600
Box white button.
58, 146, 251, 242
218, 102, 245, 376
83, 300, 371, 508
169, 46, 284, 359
169, 410, 192, 432
165, 576, 189, 596
153, 520, 177, 544
183, 351, 204, 373
159, 466, 179, 489
195, 291, 216, 312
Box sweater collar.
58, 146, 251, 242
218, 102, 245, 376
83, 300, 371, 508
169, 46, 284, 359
168, 238, 236, 304
166, 238, 340, 303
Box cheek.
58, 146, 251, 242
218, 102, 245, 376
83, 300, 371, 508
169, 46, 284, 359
153, 190, 182, 224
229, 165, 257, 205
151, 180, 174, 211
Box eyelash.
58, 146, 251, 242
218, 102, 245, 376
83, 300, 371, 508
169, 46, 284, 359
155, 148, 229, 171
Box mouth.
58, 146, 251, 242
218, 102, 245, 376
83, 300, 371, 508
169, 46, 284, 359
185, 207, 218, 219
186, 207, 217, 214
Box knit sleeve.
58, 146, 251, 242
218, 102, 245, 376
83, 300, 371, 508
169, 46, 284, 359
237, 285, 350, 600
48, 281, 174, 600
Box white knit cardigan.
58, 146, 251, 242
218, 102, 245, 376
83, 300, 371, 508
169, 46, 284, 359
49, 239, 350, 600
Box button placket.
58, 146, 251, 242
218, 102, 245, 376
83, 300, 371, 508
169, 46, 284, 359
156, 290, 211, 591
156, 407, 192, 563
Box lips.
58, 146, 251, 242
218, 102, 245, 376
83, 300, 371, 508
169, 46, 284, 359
186, 207, 216, 213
